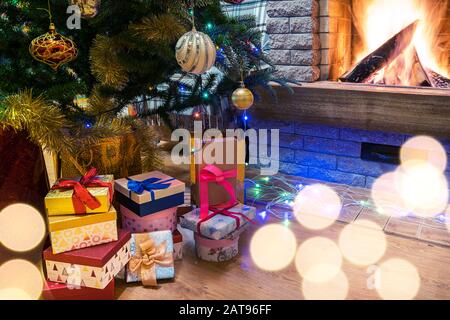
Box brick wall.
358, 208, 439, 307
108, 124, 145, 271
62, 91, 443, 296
249, 119, 450, 188
266, 0, 321, 82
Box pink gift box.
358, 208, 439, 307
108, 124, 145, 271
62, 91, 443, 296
120, 205, 177, 233
194, 233, 239, 262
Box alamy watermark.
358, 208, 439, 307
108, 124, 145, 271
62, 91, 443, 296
171, 121, 280, 176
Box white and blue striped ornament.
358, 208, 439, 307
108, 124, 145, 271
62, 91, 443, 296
175, 27, 216, 75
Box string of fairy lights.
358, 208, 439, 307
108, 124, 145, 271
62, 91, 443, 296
245, 175, 449, 225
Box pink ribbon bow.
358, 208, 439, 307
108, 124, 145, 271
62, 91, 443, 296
199, 165, 238, 220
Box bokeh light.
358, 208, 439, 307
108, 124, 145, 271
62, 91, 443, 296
295, 237, 342, 283
401, 136, 447, 172
371, 172, 409, 217
339, 220, 387, 266
0, 260, 43, 300
0, 203, 46, 252
293, 184, 342, 230
250, 224, 297, 271
396, 162, 448, 217
376, 258, 421, 300
0, 288, 32, 300
302, 270, 349, 300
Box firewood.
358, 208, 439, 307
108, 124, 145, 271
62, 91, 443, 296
409, 48, 432, 87
340, 20, 419, 83
425, 69, 450, 88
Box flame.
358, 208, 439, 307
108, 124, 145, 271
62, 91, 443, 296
353, 0, 449, 85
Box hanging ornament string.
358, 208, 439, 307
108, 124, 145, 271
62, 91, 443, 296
37, 0, 53, 24
190, 0, 195, 29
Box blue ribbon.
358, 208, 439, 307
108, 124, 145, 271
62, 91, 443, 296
127, 177, 175, 201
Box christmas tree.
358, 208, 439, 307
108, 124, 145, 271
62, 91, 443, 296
0, 0, 288, 176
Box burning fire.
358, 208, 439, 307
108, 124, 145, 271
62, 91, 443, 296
353, 0, 449, 86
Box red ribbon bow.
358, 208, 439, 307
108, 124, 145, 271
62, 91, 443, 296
196, 205, 254, 236
51, 168, 113, 214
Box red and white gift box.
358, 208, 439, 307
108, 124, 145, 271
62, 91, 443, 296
44, 230, 131, 289
42, 279, 115, 300
173, 229, 183, 261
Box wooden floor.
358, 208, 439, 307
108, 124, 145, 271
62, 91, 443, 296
116, 156, 450, 300
117, 209, 450, 300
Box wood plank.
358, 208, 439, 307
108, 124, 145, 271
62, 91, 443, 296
253, 82, 450, 138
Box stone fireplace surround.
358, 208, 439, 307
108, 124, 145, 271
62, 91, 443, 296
253, 0, 450, 187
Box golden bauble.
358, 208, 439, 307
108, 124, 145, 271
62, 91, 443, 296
232, 87, 254, 110
29, 23, 78, 70
175, 27, 216, 75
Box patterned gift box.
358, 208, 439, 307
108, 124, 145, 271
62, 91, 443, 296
120, 205, 177, 233
48, 206, 118, 254
45, 174, 114, 216
42, 279, 115, 300
44, 230, 131, 290
173, 229, 183, 261
180, 203, 256, 240
126, 231, 175, 285
194, 233, 239, 262
115, 171, 185, 217
190, 137, 246, 206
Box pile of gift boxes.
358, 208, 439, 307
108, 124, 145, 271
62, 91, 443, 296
42, 169, 186, 299
41, 136, 256, 299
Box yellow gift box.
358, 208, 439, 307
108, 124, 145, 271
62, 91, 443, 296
48, 206, 118, 254
45, 175, 114, 216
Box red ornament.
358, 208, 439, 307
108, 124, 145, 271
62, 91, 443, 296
223, 0, 245, 4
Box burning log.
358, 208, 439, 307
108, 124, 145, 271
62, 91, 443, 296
409, 49, 431, 87
425, 69, 450, 89
340, 21, 419, 83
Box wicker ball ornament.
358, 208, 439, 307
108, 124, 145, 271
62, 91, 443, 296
70, 0, 101, 19
175, 27, 216, 75
232, 84, 254, 110
29, 23, 78, 70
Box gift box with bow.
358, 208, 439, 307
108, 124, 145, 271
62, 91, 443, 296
190, 137, 245, 206
180, 202, 256, 240
44, 229, 131, 289
115, 171, 185, 217
48, 206, 118, 254
125, 231, 175, 286
45, 168, 114, 216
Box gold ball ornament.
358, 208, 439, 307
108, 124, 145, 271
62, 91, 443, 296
232, 84, 254, 110
29, 23, 78, 71
70, 0, 101, 19
175, 27, 216, 75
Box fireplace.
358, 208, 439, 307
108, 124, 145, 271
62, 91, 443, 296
266, 0, 449, 86
254, 0, 450, 187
